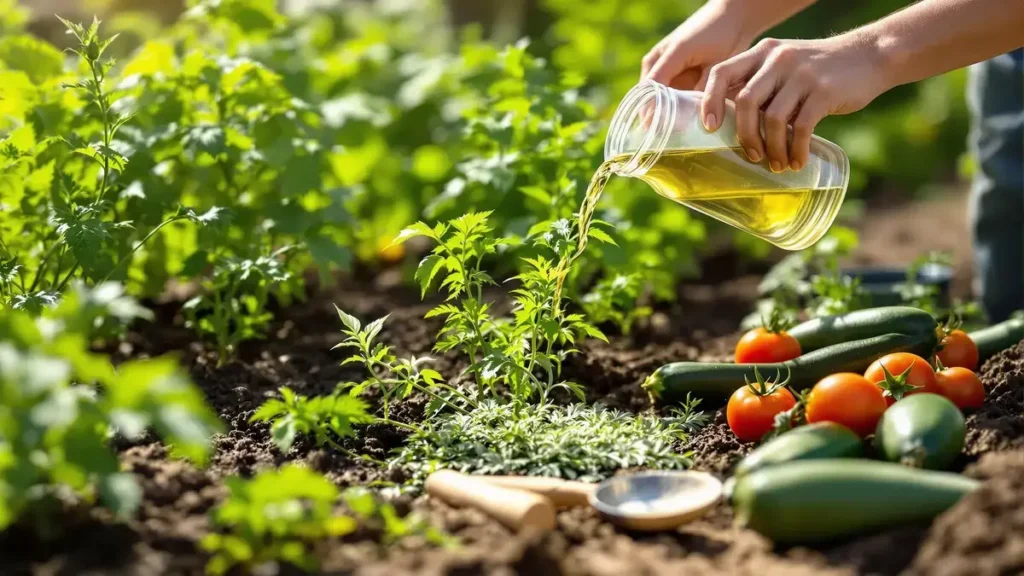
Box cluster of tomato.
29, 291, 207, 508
727, 326, 983, 442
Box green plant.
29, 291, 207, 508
0, 18, 223, 311
391, 400, 698, 483
580, 273, 652, 335
250, 386, 373, 459
392, 212, 606, 404
0, 283, 221, 535
332, 308, 476, 422
182, 247, 293, 364
201, 464, 356, 575
342, 487, 455, 547
808, 272, 868, 317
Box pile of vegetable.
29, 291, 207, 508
646, 306, 1024, 544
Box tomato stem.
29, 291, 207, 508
876, 362, 920, 402
744, 365, 792, 397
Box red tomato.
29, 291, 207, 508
734, 327, 802, 364
937, 330, 980, 371
727, 383, 796, 442
864, 353, 940, 406
935, 366, 985, 409
806, 373, 887, 437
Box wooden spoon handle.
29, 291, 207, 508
476, 475, 595, 508
425, 470, 557, 532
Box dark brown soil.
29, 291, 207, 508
5, 190, 1024, 576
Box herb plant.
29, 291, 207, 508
391, 401, 698, 482
581, 273, 653, 336
201, 465, 356, 576
0, 283, 221, 535
392, 213, 606, 404
183, 247, 293, 364
250, 386, 372, 459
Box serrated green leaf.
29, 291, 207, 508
587, 228, 617, 246
335, 306, 360, 332
414, 254, 445, 297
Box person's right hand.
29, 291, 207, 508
641, 0, 756, 91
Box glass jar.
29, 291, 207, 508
605, 80, 849, 250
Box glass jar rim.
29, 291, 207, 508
605, 79, 678, 177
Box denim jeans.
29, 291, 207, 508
968, 48, 1024, 323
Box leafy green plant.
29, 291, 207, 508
183, 247, 293, 364
808, 272, 868, 317
0, 18, 224, 311
581, 273, 653, 335
332, 308, 476, 422
391, 400, 698, 482
0, 283, 221, 535
201, 464, 356, 576
342, 487, 455, 547
249, 386, 373, 459
665, 392, 713, 433
392, 213, 606, 404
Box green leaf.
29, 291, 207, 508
271, 419, 298, 453
519, 186, 552, 204
414, 255, 445, 297
335, 306, 360, 332
0, 35, 64, 84
390, 222, 434, 247
54, 210, 116, 280
587, 228, 617, 246
182, 124, 226, 158
307, 235, 352, 272
98, 473, 142, 518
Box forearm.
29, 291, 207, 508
719, 0, 818, 41
858, 0, 1024, 89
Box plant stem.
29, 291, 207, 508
54, 263, 80, 292
100, 215, 184, 284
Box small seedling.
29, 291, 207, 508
201, 465, 356, 575
342, 487, 455, 547
250, 387, 373, 461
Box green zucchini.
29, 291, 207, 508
645, 330, 938, 405
788, 306, 938, 353
730, 459, 979, 544
874, 393, 965, 471
970, 316, 1024, 363
733, 422, 863, 477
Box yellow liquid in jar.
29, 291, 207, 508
618, 148, 844, 250
552, 147, 844, 305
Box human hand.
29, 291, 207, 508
701, 35, 889, 172
641, 0, 755, 90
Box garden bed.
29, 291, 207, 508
5, 248, 1024, 576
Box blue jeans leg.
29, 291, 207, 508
968, 49, 1024, 323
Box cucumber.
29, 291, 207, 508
970, 316, 1024, 363
874, 393, 965, 471
645, 330, 938, 405
788, 306, 938, 353
733, 422, 863, 477
730, 459, 979, 544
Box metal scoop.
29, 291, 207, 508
426, 470, 722, 532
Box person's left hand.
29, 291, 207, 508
700, 35, 890, 172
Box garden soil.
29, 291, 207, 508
7, 188, 1024, 576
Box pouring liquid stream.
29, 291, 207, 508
553, 147, 846, 306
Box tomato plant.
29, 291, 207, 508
865, 352, 941, 405
934, 364, 985, 410
937, 329, 980, 371
805, 373, 887, 437
727, 367, 796, 442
